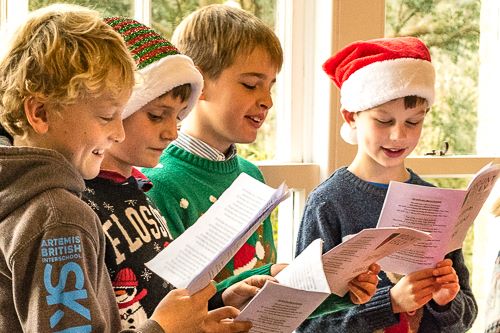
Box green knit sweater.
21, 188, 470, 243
143, 144, 277, 281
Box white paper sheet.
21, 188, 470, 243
145, 172, 289, 294
235, 227, 430, 333
377, 163, 500, 274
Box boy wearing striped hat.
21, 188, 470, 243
83, 17, 270, 332
296, 37, 477, 333
143, 4, 280, 283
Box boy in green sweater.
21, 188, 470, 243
143, 4, 281, 281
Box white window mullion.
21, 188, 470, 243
274, 0, 305, 163
134, 0, 151, 25
1, 0, 28, 56
309, 0, 333, 180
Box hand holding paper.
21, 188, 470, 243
348, 263, 380, 304
145, 172, 289, 294
235, 227, 430, 333
376, 163, 500, 274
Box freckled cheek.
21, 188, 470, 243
408, 128, 423, 142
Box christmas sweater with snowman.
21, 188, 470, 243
83, 168, 225, 329
143, 144, 277, 281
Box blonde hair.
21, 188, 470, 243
0, 4, 135, 136
172, 4, 283, 80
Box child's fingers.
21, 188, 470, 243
407, 267, 437, 281
368, 263, 381, 275
435, 272, 458, 284
193, 282, 217, 302
207, 306, 241, 321
355, 272, 380, 284
348, 281, 376, 304
245, 275, 276, 288
348, 284, 365, 304
351, 281, 377, 297
270, 263, 288, 276
437, 282, 460, 291
217, 319, 253, 333
415, 291, 434, 305
204, 307, 252, 333
413, 282, 438, 298
433, 265, 456, 278
233, 282, 260, 297
435, 258, 453, 268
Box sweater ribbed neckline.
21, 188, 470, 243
336, 166, 422, 195
166, 144, 240, 174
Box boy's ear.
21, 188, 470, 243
199, 89, 207, 101
198, 69, 208, 101
341, 109, 356, 128
24, 96, 49, 134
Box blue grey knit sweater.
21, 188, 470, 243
296, 167, 477, 333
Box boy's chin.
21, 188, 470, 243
79, 166, 101, 180
138, 157, 160, 169
236, 136, 258, 145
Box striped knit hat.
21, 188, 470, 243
105, 17, 203, 119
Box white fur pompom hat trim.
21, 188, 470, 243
323, 37, 435, 145
124, 54, 202, 119
105, 17, 203, 120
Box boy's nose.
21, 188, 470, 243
112, 118, 126, 143
390, 124, 407, 141
161, 122, 178, 142
259, 91, 273, 110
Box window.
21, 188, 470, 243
29, 0, 133, 16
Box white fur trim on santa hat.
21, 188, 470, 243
340, 57, 435, 113
123, 54, 203, 119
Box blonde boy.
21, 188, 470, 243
143, 4, 281, 281
0, 5, 218, 332
296, 37, 477, 332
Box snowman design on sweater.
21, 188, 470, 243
83, 169, 176, 327
113, 268, 148, 329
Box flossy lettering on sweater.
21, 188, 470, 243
83, 169, 175, 329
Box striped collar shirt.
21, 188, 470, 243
172, 131, 237, 161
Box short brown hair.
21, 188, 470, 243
404, 96, 428, 109
0, 4, 135, 136
172, 4, 283, 80
167, 83, 192, 103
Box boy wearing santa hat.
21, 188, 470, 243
296, 37, 477, 333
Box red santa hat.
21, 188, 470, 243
323, 37, 435, 144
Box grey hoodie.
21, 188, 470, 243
0, 146, 163, 332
